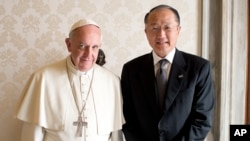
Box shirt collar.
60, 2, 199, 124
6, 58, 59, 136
153, 48, 176, 65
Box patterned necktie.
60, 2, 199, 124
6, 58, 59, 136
156, 59, 168, 111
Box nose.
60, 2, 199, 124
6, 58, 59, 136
156, 28, 166, 38
83, 47, 92, 56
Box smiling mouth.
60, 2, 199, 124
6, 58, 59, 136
80, 58, 91, 61
156, 41, 167, 45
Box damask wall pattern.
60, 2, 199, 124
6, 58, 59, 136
0, 0, 199, 140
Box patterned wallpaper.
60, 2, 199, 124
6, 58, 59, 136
0, 0, 199, 140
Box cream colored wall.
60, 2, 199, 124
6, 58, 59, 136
0, 0, 200, 141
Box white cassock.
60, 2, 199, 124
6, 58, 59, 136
15, 56, 125, 141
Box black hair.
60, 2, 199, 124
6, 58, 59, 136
96, 49, 106, 66
144, 4, 180, 25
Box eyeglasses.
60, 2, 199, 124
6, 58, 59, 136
147, 25, 179, 33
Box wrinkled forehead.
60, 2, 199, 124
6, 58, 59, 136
70, 26, 102, 46
69, 25, 102, 44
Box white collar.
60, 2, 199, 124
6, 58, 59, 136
153, 48, 176, 66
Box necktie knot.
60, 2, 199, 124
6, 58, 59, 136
158, 59, 167, 74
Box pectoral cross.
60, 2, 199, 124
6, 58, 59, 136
73, 116, 88, 137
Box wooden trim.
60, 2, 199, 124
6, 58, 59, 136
247, 0, 250, 124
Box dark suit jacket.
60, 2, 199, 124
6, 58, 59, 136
121, 49, 214, 141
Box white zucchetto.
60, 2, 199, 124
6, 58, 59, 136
69, 18, 100, 35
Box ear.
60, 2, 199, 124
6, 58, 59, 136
65, 38, 71, 52
177, 26, 181, 34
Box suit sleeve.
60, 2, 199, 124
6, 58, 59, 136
184, 61, 214, 140
121, 65, 145, 141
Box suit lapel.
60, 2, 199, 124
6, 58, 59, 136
139, 53, 161, 117
165, 50, 186, 112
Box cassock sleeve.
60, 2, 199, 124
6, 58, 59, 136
21, 122, 44, 141
111, 130, 124, 141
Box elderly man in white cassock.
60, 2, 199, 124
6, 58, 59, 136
15, 18, 124, 141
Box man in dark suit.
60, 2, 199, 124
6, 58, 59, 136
121, 4, 214, 141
